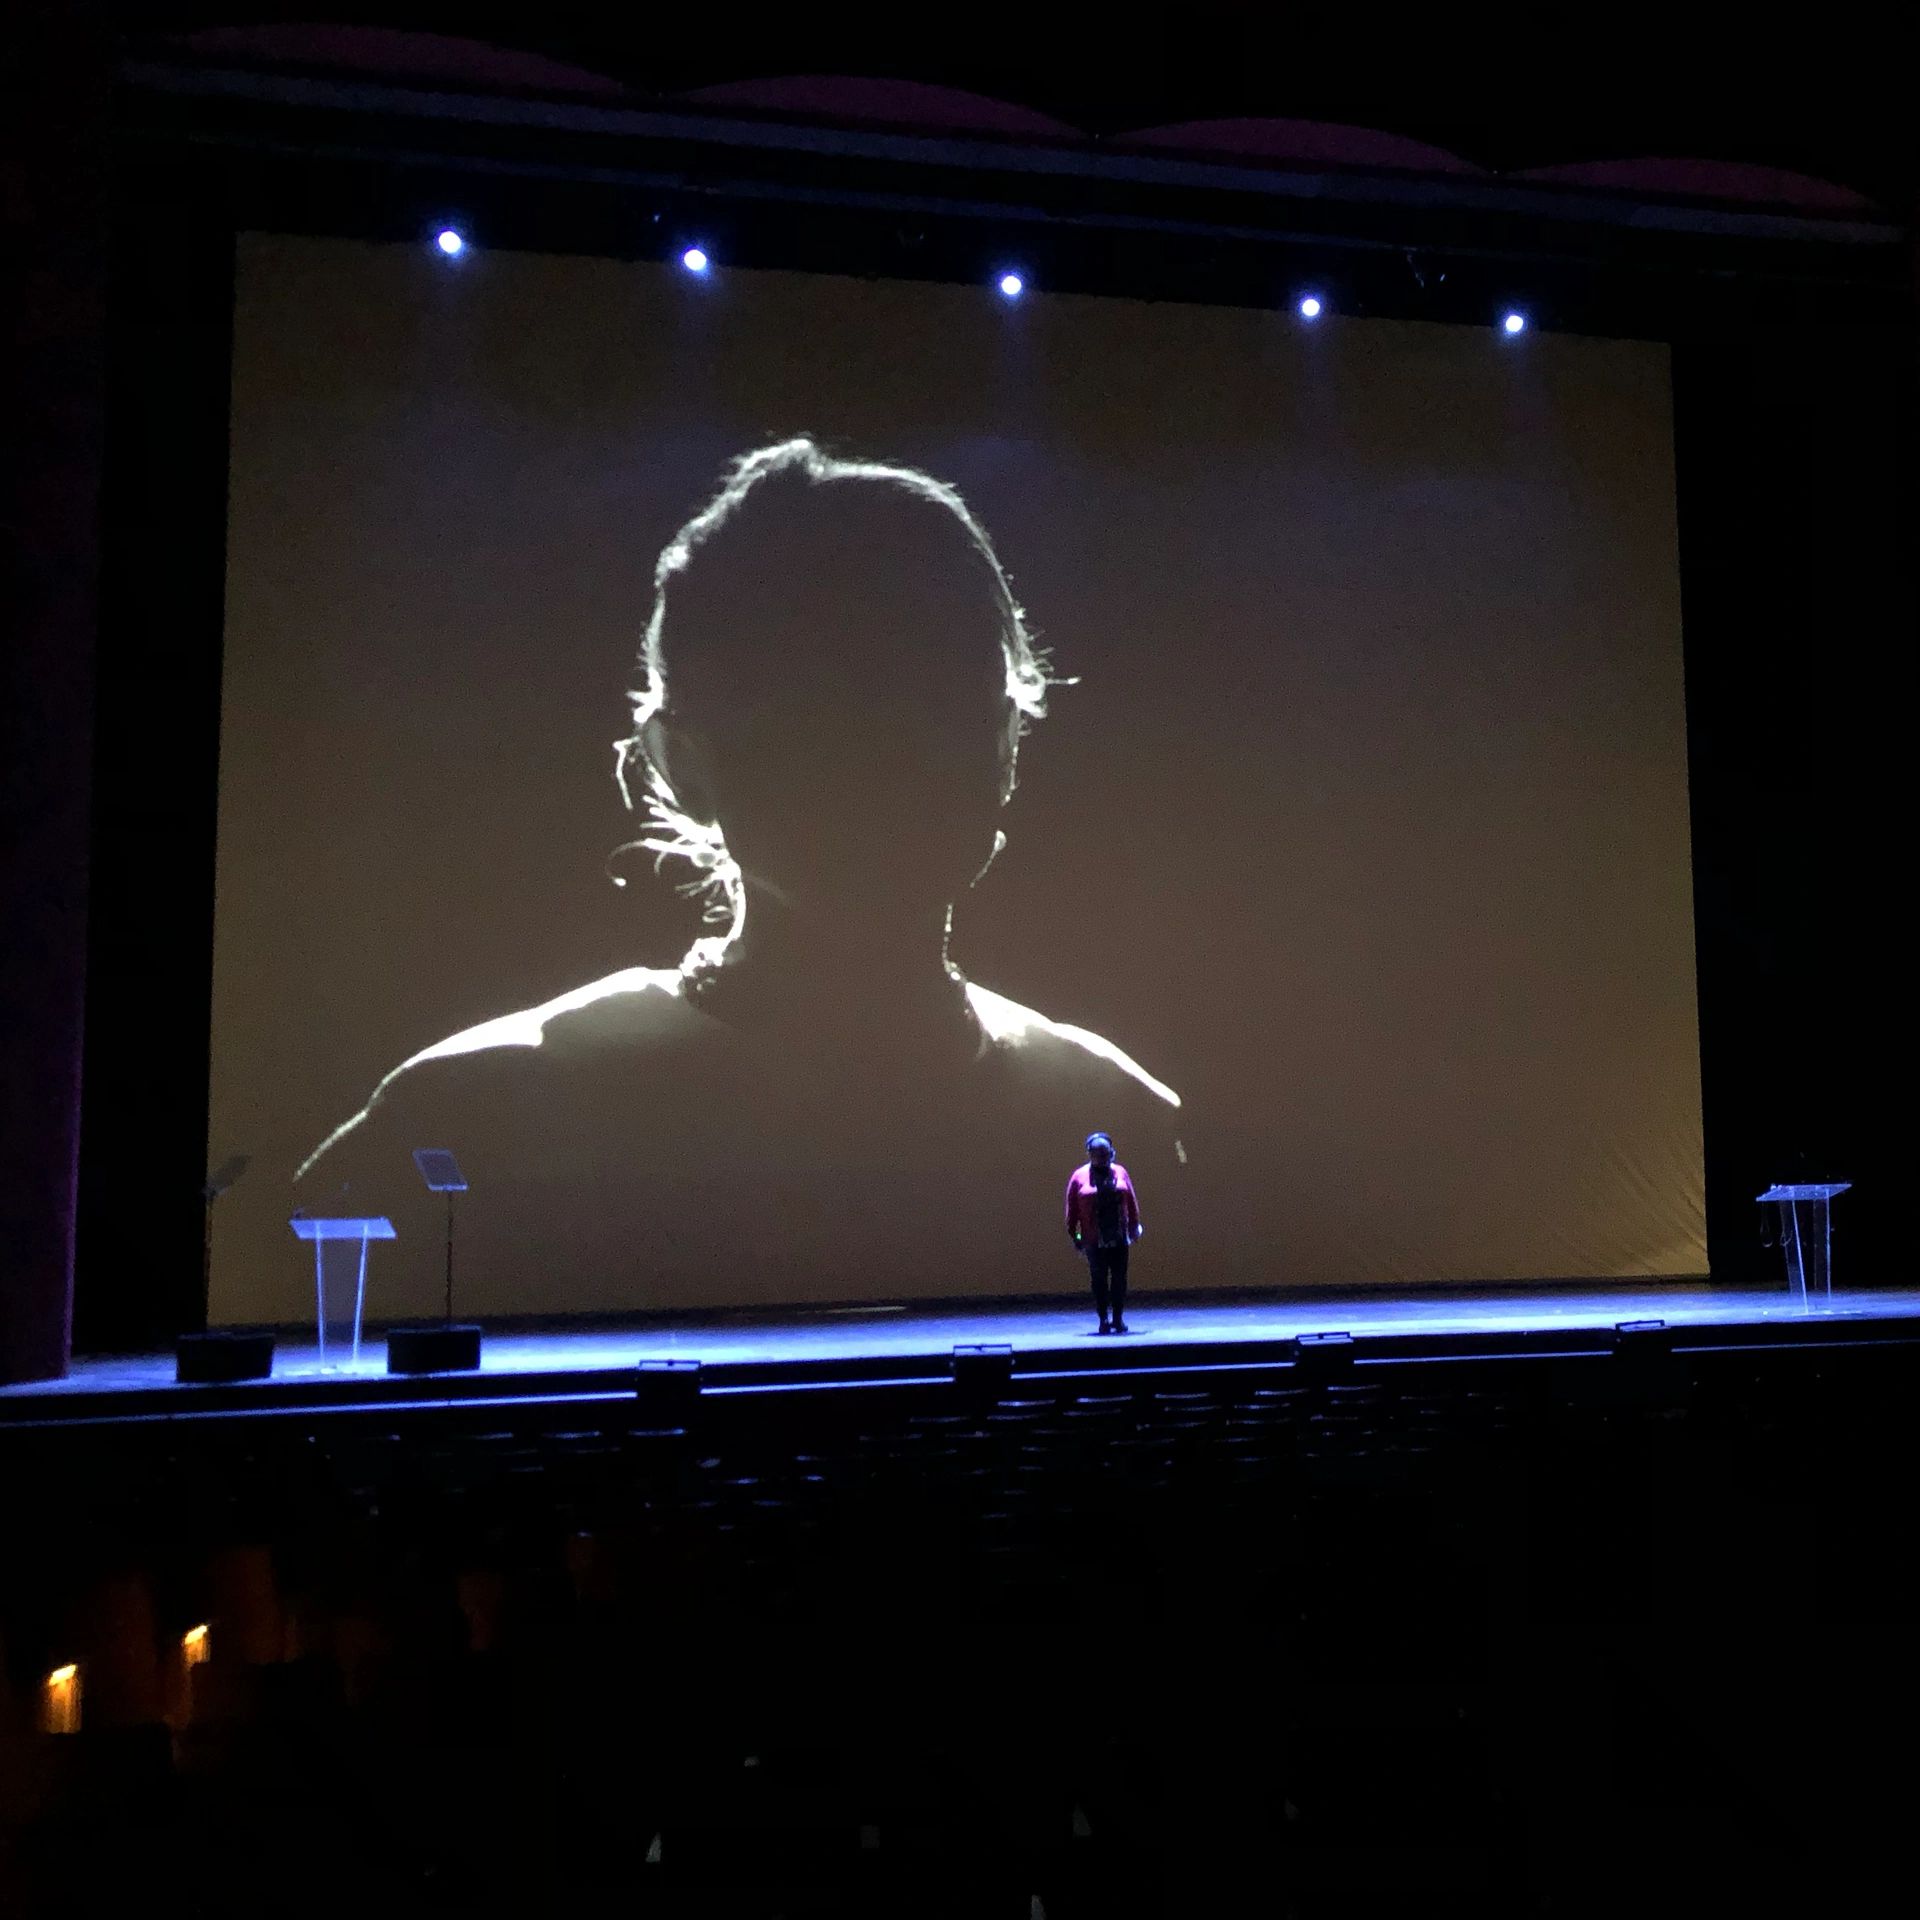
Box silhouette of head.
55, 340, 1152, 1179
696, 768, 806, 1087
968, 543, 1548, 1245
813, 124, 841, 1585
616, 440, 1058, 959
1087, 1132, 1115, 1171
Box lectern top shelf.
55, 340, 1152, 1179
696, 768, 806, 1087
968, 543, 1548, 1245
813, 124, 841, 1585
289, 1216, 397, 1240
1756, 1184, 1851, 1203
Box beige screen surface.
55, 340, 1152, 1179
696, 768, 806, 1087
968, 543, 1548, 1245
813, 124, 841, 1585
208, 233, 1705, 1321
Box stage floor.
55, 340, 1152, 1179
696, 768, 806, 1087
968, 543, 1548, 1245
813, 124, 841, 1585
10, 1282, 1920, 1412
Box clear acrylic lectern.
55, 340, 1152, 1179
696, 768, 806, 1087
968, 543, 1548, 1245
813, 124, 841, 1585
1757, 1184, 1850, 1313
290, 1215, 396, 1366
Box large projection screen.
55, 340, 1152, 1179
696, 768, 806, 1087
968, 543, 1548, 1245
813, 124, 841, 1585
207, 233, 1705, 1323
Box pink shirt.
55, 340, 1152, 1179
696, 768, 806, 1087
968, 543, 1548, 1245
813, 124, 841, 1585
1064, 1163, 1142, 1248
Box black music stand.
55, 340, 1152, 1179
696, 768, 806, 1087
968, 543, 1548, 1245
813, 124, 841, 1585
200, 1153, 251, 1314
386, 1148, 483, 1374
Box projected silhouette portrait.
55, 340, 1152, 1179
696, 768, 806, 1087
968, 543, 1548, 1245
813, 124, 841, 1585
297, 439, 1186, 1304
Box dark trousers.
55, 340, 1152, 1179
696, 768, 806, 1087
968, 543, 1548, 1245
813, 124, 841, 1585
1086, 1242, 1129, 1321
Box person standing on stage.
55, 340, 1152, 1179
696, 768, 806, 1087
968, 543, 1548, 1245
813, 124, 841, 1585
1065, 1132, 1142, 1335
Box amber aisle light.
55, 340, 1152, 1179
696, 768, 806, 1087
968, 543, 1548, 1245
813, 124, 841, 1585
43, 1663, 81, 1735
165, 1623, 213, 1731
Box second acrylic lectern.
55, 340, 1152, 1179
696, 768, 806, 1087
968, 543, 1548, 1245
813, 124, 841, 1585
1756, 1184, 1850, 1313
290, 1215, 396, 1366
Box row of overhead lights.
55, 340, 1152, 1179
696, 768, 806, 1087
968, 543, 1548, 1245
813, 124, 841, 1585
433, 230, 1528, 334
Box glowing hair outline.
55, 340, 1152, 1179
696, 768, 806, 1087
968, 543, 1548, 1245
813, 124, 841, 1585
611, 437, 1066, 971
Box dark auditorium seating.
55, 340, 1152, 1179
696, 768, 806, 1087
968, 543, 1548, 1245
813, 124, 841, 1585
4, 1341, 1917, 1912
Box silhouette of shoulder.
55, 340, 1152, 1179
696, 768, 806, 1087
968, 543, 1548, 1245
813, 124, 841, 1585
964, 982, 1180, 1111
298, 966, 1182, 1189
298, 968, 706, 1178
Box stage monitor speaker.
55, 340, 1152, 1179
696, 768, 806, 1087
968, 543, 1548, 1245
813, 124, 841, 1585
1292, 1330, 1356, 1377
1565, 1319, 1686, 1408
636, 1358, 702, 1419
952, 1343, 1014, 1401
175, 1330, 275, 1384
386, 1324, 484, 1374
1614, 1318, 1684, 1371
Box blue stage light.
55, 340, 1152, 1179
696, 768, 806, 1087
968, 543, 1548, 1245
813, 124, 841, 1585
1502, 311, 1527, 335
681, 247, 710, 274
435, 229, 466, 257
1299, 295, 1323, 319
998, 272, 1025, 299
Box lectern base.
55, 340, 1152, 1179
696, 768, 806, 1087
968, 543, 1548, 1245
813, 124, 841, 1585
386, 1325, 484, 1374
